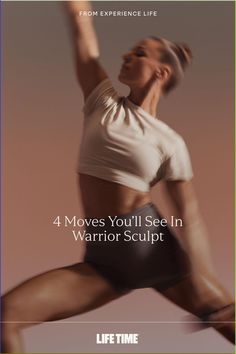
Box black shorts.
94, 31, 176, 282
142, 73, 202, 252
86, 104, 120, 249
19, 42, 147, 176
83, 202, 192, 294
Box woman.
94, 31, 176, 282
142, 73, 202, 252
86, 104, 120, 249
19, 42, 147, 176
2, 1, 234, 352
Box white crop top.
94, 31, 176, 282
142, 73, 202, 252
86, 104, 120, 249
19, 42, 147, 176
77, 78, 193, 192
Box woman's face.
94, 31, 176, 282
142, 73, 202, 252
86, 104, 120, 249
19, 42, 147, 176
118, 38, 164, 87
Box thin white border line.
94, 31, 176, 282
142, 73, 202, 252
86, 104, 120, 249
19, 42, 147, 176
1, 321, 235, 324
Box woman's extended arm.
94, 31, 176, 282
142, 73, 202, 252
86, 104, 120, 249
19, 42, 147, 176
163, 180, 216, 276
64, 1, 108, 99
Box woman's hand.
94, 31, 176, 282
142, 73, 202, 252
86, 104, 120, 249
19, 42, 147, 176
65, 1, 93, 18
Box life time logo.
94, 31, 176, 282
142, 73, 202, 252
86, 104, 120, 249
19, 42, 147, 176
96, 333, 139, 344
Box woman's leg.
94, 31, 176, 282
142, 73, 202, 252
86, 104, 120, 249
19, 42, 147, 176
1, 262, 129, 353
152, 271, 235, 344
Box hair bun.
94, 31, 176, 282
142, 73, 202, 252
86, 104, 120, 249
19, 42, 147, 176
173, 43, 193, 69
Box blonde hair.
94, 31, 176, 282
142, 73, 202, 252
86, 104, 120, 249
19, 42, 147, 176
149, 36, 193, 95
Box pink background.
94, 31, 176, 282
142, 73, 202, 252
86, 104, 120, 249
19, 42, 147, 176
2, 1, 234, 353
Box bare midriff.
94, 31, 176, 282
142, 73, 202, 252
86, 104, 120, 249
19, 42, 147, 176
78, 173, 152, 218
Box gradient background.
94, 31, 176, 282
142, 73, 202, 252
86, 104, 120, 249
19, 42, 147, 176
2, 1, 234, 353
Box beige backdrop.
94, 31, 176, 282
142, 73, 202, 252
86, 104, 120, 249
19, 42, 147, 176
2, 1, 234, 353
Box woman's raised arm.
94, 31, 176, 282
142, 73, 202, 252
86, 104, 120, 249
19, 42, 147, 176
64, 1, 108, 99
